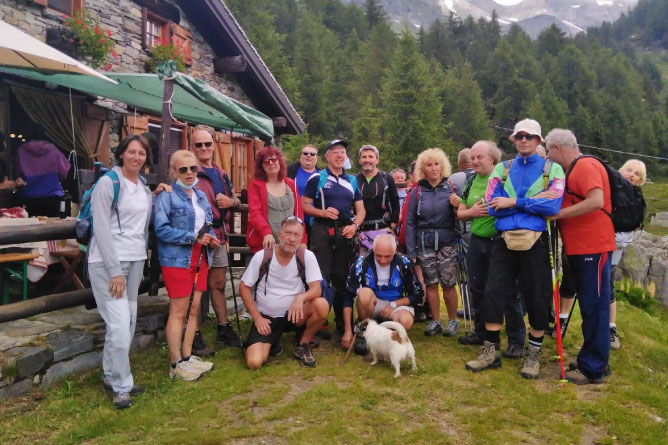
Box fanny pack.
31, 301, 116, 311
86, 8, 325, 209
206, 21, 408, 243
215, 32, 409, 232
502, 229, 542, 251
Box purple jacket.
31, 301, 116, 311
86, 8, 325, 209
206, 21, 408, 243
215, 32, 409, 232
15, 141, 70, 199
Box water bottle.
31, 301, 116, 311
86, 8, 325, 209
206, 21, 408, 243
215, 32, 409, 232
60, 190, 72, 219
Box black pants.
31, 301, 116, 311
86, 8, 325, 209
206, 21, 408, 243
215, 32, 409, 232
481, 233, 552, 331
467, 235, 526, 345
310, 218, 357, 333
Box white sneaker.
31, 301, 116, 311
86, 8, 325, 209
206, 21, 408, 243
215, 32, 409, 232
186, 355, 214, 373
168, 361, 202, 381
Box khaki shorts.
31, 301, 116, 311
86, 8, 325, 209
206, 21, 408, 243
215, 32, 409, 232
210, 243, 229, 268
373, 299, 415, 318
418, 245, 458, 287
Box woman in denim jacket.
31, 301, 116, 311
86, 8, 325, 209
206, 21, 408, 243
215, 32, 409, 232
154, 150, 219, 382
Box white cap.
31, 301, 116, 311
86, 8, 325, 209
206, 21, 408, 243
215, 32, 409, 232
510, 119, 544, 143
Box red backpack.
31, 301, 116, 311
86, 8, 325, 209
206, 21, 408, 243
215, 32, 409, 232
397, 184, 421, 250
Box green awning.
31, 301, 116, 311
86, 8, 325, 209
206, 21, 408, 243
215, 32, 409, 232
0, 67, 274, 140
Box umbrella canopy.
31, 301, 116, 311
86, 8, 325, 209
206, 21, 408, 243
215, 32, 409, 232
0, 19, 116, 84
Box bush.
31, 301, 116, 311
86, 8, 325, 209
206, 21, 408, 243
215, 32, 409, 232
615, 278, 660, 315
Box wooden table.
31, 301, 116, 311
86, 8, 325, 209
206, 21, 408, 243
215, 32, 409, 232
0, 252, 39, 304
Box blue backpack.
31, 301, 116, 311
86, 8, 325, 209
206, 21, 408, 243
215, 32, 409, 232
75, 170, 121, 252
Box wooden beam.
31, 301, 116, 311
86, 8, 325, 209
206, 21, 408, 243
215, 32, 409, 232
158, 78, 174, 184
213, 55, 247, 74
272, 117, 287, 129
0, 221, 76, 246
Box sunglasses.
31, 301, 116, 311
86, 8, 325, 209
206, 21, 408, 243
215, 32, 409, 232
177, 165, 199, 174
514, 133, 538, 141
263, 158, 279, 165
194, 142, 213, 148
283, 215, 304, 225
301, 152, 317, 157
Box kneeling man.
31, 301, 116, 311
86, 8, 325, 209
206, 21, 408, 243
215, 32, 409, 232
343, 234, 424, 354
240, 217, 329, 369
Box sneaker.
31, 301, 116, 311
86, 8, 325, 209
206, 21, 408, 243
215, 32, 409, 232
112, 392, 132, 409
102, 379, 145, 395
293, 343, 317, 368
551, 319, 569, 339
424, 320, 443, 336
217, 323, 242, 347
565, 368, 605, 385
192, 331, 215, 357
568, 361, 612, 377
465, 341, 502, 372
168, 361, 202, 382
269, 342, 283, 356
458, 333, 484, 346
442, 319, 460, 337
185, 356, 214, 373
610, 327, 621, 350
353, 335, 369, 355
414, 308, 427, 322
520, 345, 542, 379
503, 343, 524, 359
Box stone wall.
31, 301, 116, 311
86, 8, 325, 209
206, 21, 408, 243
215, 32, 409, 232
615, 231, 668, 308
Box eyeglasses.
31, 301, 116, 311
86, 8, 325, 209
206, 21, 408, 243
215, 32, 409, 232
177, 165, 199, 174
301, 152, 317, 157
514, 133, 538, 141
262, 158, 279, 165
283, 216, 304, 225
194, 142, 213, 148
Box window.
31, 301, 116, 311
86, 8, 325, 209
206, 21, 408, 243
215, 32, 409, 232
35, 0, 84, 16
142, 7, 170, 49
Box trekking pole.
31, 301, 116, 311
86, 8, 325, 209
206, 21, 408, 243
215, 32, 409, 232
340, 332, 358, 366
220, 212, 244, 349
546, 222, 567, 386
456, 237, 472, 335
180, 222, 212, 357
561, 294, 577, 340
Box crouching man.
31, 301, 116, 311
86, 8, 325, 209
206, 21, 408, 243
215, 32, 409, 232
240, 217, 329, 369
343, 234, 424, 354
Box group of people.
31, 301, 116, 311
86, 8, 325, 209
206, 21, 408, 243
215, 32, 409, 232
88, 119, 645, 409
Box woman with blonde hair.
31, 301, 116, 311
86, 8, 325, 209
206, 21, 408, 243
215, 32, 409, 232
404, 148, 461, 337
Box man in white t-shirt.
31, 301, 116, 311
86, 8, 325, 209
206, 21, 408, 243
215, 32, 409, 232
240, 217, 328, 369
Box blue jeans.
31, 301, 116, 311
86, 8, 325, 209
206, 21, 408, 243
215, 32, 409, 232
569, 252, 611, 379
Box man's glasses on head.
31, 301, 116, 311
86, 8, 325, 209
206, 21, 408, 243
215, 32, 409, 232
283, 215, 304, 225
514, 133, 538, 141
301, 151, 317, 157
194, 142, 213, 148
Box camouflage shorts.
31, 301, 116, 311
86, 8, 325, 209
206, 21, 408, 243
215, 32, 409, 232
418, 245, 458, 287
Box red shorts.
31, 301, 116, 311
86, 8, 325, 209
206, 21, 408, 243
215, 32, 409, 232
162, 243, 209, 298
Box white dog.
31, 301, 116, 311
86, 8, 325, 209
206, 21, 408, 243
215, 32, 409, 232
357, 319, 417, 377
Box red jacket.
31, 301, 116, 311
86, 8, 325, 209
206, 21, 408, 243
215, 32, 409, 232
195, 164, 233, 242
246, 177, 307, 253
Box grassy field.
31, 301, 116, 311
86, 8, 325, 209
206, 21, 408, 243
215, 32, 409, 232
643, 181, 668, 237
1, 298, 667, 445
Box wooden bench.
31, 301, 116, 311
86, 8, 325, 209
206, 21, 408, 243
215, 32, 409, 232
0, 252, 39, 304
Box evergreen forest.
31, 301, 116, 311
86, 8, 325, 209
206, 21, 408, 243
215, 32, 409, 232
225, 0, 668, 173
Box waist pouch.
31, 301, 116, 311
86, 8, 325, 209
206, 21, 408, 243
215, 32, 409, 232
502, 229, 542, 251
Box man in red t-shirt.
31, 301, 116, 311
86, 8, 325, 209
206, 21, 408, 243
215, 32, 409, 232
546, 129, 615, 385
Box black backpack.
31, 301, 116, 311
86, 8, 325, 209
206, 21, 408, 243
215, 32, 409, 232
565, 155, 646, 232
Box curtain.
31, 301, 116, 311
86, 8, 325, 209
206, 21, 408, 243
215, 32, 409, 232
10, 85, 95, 165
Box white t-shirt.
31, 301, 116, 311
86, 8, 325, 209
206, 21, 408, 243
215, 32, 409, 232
192, 191, 206, 236
241, 248, 323, 317
374, 260, 391, 287
89, 176, 149, 263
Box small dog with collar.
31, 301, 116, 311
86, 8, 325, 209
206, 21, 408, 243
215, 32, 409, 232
356, 319, 417, 377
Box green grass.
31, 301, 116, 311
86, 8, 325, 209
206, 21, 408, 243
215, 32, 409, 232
643, 181, 668, 236
1, 300, 667, 444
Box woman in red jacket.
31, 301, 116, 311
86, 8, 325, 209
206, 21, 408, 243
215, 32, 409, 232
247, 147, 307, 253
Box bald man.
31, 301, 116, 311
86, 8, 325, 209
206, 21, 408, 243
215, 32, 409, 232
343, 234, 424, 354
191, 129, 241, 355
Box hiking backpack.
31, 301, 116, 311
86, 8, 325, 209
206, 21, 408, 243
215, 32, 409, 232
501, 158, 553, 191
357, 171, 393, 215
565, 155, 646, 232
75, 170, 121, 252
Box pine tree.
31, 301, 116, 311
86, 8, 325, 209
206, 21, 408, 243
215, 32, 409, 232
364, 0, 387, 28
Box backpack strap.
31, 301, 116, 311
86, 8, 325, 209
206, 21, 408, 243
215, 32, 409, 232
106, 170, 122, 232
347, 173, 360, 195
564, 155, 587, 201
501, 159, 514, 188
254, 248, 274, 299
315, 169, 329, 209
415, 185, 423, 216
542, 159, 553, 191
295, 245, 307, 288
461, 173, 477, 202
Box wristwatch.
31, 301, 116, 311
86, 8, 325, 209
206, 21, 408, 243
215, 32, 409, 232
390, 301, 397, 309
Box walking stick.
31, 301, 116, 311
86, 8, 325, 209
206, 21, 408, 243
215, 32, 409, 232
457, 237, 472, 335
561, 293, 578, 340
220, 212, 244, 349
180, 222, 212, 356
547, 222, 567, 386
340, 332, 358, 366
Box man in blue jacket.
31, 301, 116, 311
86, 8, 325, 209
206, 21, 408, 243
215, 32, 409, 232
465, 119, 565, 380
344, 234, 424, 355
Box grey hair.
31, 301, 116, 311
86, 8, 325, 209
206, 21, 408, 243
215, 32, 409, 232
373, 234, 397, 252
472, 140, 502, 163
545, 129, 578, 149
458, 148, 472, 164
390, 168, 406, 177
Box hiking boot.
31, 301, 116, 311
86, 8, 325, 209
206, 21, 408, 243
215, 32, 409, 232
169, 361, 202, 382
185, 356, 213, 373
442, 319, 460, 337
610, 327, 621, 350
294, 343, 317, 368
269, 341, 283, 356
424, 320, 442, 336
102, 379, 145, 395
503, 343, 524, 359
192, 331, 215, 357
353, 335, 369, 355
520, 345, 542, 379
112, 392, 132, 409
458, 333, 484, 346
552, 319, 569, 339
217, 323, 241, 347
568, 361, 612, 377
466, 341, 502, 372
565, 368, 605, 385
315, 321, 332, 340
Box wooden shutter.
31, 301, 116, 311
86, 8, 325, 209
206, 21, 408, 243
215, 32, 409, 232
122, 114, 149, 139
83, 104, 110, 166
171, 23, 192, 66
213, 132, 232, 174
